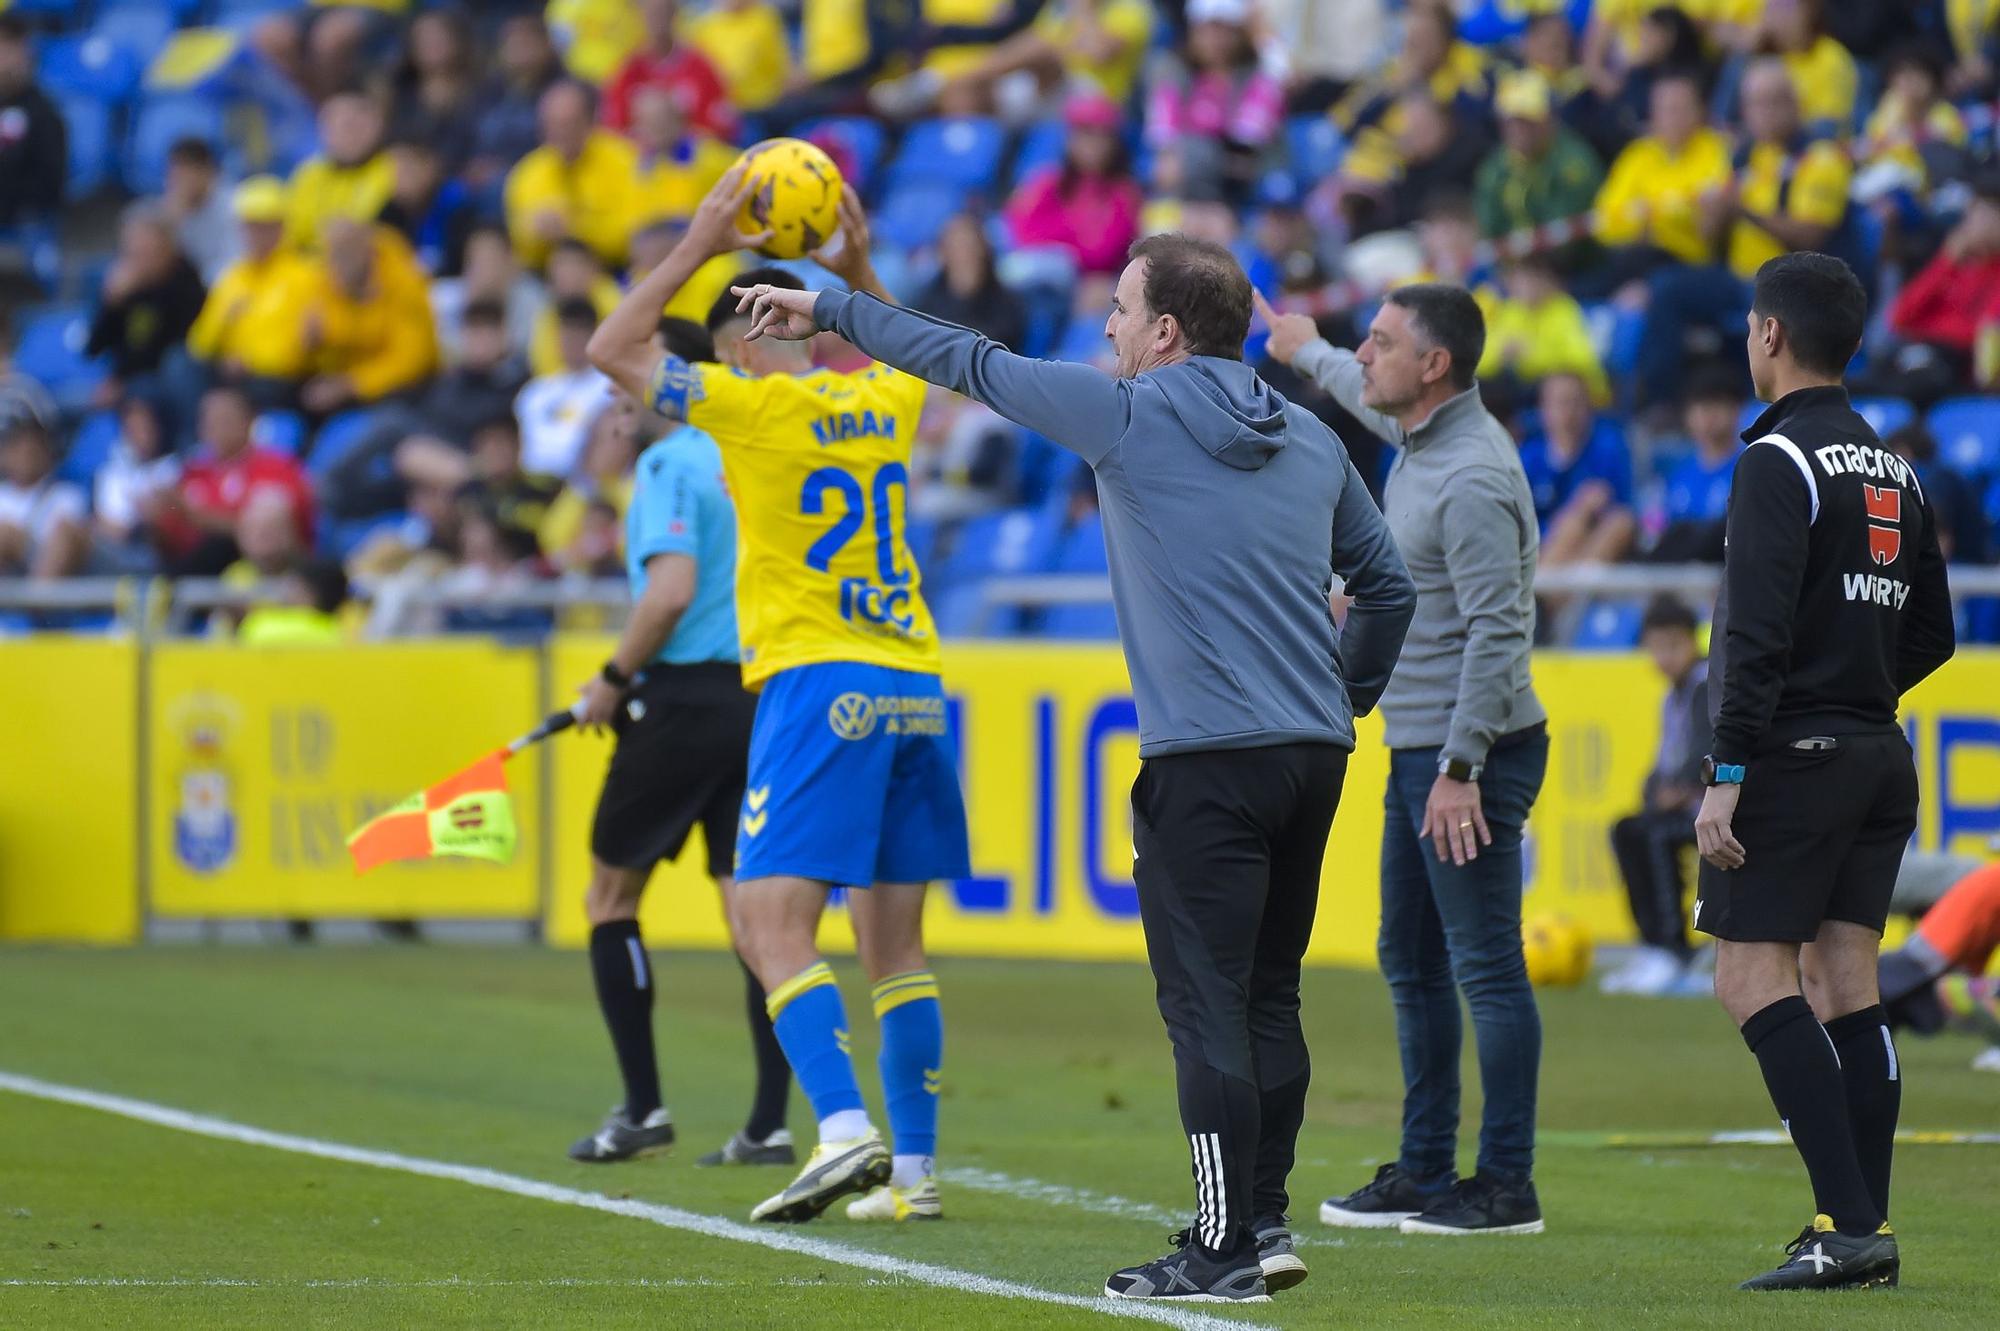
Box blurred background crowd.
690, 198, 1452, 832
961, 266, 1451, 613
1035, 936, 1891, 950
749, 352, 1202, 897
9, 0, 2000, 644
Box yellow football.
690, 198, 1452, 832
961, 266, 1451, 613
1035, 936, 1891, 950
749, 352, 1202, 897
1522, 913, 1593, 987
733, 137, 845, 260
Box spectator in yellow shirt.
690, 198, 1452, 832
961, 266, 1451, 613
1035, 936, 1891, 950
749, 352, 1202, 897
546, 0, 644, 85
285, 90, 396, 252
1634, 59, 1851, 408
530, 238, 626, 378
296, 220, 440, 414
504, 80, 643, 271
1760, 0, 1857, 133
1591, 72, 1732, 272
921, 0, 1154, 116
1475, 255, 1612, 410
186, 178, 315, 388
630, 85, 736, 225
683, 0, 792, 113
1857, 47, 1970, 199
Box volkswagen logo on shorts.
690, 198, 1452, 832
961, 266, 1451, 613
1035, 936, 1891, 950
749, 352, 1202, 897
827, 692, 877, 740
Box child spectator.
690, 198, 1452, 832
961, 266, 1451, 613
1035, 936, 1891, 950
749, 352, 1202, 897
1650, 367, 1742, 563
1004, 94, 1142, 278
239, 556, 352, 646
0, 418, 89, 580
1519, 371, 1636, 566
531, 239, 623, 377
94, 396, 181, 574
1475, 255, 1611, 411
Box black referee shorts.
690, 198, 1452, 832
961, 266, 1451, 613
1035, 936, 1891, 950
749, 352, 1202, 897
1693, 731, 1919, 943
590, 662, 756, 876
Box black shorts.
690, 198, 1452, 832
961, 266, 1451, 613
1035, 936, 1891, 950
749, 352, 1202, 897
590, 662, 756, 875
1693, 730, 1919, 943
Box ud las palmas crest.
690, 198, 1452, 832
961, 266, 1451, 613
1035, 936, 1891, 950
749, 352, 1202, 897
170, 692, 244, 874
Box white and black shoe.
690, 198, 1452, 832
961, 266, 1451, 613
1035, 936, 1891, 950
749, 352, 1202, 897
1104, 1229, 1270, 1303
1319, 1162, 1454, 1229
1399, 1173, 1544, 1236
750, 1129, 891, 1223
695, 1129, 797, 1167
1253, 1216, 1307, 1291
567, 1106, 674, 1163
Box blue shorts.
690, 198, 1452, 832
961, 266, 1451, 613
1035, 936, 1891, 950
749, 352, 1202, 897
735, 662, 971, 887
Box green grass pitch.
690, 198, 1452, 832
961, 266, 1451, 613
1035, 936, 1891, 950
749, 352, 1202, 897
1, 946, 1996, 1329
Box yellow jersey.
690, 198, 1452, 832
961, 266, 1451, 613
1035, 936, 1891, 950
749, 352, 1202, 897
649, 356, 939, 688
1591, 127, 1733, 265
1728, 138, 1852, 279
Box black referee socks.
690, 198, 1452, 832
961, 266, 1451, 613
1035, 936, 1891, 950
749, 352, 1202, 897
1741, 996, 1881, 1236
1825, 1003, 1901, 1221
739, 958, 792, 1143
590, 920, 662, 1120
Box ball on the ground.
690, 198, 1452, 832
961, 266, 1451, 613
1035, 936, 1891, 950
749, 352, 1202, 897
732, 138, 844, 260
1523, 914, 1592, 987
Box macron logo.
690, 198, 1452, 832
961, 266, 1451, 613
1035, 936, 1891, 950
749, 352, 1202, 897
1843, 573, 1911, 608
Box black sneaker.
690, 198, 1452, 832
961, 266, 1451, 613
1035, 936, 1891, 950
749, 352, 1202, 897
1105, 1229, 1270, 1303
1739, 1217, 1899, 1291
1319, 1162, 1455, 1229
567, 1106, 674, 1162
1253, 1215, 1307, 1292
695, 1129, 798, 1167
1399, 1173, 1544, 1236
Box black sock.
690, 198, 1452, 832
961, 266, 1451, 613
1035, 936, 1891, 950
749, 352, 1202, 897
740, 958, 791, 1141
589, 921, 661, 1119
1741, 996, 1880, 1236
1825, 1004, 1901, 1222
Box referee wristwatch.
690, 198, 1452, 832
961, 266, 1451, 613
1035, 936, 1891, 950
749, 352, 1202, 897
1701, 755, 1746, 786
600, 660, 635, 691
1438, 756, 1482, 783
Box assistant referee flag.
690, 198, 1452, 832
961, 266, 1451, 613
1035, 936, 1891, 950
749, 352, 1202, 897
347, 752, 519, 874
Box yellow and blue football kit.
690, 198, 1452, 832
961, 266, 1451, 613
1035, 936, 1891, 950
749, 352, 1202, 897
650, 350, 960, 1190
646, 354, 970, 890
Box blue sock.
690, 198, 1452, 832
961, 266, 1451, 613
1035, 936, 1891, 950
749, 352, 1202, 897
873, 971, 942, 1159
766, 962, 865, 1123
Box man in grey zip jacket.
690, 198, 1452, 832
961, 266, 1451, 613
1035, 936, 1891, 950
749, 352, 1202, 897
1262, 287, 1550, 1237
736, 233, 1416, 1303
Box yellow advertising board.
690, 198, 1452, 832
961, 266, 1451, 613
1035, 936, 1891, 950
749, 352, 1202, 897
147, 641, 543, 918
0, 636, 140, 942
544, 640, 2000, 965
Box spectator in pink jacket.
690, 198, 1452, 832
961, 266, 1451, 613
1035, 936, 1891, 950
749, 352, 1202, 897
1004, 93, 1143, 276
1144, 0, 1287, 202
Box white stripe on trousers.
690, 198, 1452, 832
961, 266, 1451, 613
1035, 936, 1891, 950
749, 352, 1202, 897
626, 937, 649, 990
1191, 1133, 1224, 1250
1882, 1025, 1899, 1082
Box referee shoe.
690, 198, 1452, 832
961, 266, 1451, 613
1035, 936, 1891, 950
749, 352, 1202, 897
1253, 1216, 1307, 1291
694, 1129, 797, 1167
1739, 1216, 1899, 1291
567, 1106, 675, 1163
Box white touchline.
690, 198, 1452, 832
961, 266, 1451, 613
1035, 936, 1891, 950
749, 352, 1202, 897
942, 1166, 1340, 1248
0, 1072, 1248, 1331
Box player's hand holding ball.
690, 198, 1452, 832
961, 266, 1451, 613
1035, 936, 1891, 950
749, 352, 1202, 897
809, 186, 876, 291
685, 162, 776, 261
1252, 289, 1320, 366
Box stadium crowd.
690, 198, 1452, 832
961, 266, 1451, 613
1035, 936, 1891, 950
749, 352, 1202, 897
7, 0, 2000, 643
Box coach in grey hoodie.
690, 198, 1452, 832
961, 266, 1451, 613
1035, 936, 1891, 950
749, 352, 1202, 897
736, 234, 1415, 1302
1264, 286, 1549, 1238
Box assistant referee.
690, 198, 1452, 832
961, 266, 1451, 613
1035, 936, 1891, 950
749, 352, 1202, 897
1693, 253, 1955, 1292
566, 318, 793, 1170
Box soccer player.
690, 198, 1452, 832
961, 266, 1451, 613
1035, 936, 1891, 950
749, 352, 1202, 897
1693, 253, 1955, 1291
567, 316, 794, 1168
589, 168, 968, 1224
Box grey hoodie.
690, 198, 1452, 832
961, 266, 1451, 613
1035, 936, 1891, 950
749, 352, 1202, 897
816, 289, 1416, 757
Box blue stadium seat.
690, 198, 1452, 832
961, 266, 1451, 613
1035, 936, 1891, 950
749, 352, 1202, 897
125, 93, 225, 194
1053, 316, 1107, 366
872, 182, 967, 253
1852, 396, 1915, 438
1571, 600, 1646, 650
1039, 514, 1118, 637
886, 118, 1006, 196
213, 0, 301, 23
307, 408, 381, 478
799, 117, 889, 198
57, 411, 121, 492
57, 94, 117, 199
1926, 396, 2000, 480
253, 410, 307, 457
1283, 115, 1345, 189
12, 306, 106, 411
37, 34, 144, 106
1009, 119, 1067, 187
93, 4, 178, 62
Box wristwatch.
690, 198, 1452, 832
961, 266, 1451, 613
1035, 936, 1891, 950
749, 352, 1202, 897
1701, 755, 1746, 786
600, 661, 634, 691
1438, 756, 1482, 783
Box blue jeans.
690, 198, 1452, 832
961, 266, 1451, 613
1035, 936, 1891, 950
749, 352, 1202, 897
1635, 264, 1751, 410
1379, 732, 1549, 1183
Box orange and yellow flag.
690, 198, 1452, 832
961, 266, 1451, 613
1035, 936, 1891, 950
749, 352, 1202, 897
346, 752, 519, 875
